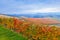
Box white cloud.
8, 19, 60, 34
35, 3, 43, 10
19, 8, 60, 13
2, 7, 60, 14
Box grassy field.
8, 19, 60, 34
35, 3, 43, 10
0, 25, 27, 40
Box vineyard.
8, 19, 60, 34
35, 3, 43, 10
0, 15, 60, 40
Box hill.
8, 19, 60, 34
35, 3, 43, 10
24, 18, 60, 25
0, 14, 60, 40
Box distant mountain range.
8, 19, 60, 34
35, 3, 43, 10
0, 12, 60, 18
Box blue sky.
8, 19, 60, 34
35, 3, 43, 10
0, 0, 60, 14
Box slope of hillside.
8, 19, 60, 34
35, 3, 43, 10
0, 25, 27, 40
0, 15, 60, 40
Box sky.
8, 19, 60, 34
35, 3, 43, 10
0, 0, 60, 14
